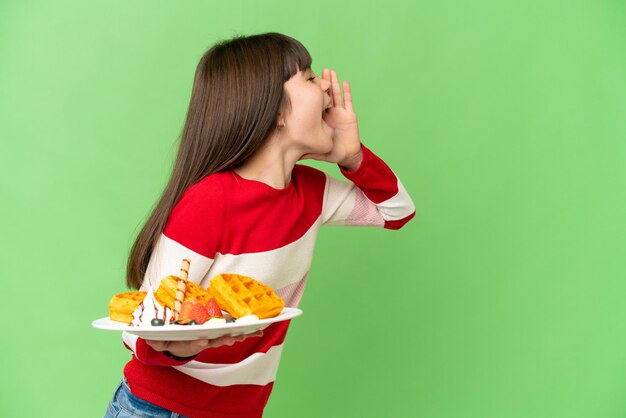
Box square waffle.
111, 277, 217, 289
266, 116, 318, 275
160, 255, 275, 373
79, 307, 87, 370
108, 291, 147, 324
154, 275, 210, 309
207, 273, 284, 319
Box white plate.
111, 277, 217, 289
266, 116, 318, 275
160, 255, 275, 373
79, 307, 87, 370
92, 307, 302, 341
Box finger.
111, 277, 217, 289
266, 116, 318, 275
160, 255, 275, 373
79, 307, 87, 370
343, 80, 354, 112
234, 330, 263, 343
322, 68, 330, 82
331, 70, 343, 108
322, 69, 333, 106
222, 336, 237, 346
145, 340, 168, 351
207, 335, 236, 348
191, 339, 210, 351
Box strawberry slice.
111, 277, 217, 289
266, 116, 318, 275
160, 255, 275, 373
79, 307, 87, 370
179, 299, 210, 324
205, 298, 224, 318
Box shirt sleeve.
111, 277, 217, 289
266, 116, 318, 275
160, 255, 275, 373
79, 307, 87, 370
122, 178, 224, 366
321, 144, 416, 229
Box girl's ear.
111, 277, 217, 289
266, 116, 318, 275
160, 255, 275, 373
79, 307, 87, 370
276, 115, 285, 129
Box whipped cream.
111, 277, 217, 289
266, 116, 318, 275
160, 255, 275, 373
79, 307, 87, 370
129, 287, 172, 326
206, 317, 227, 325
235, 314, 259, 324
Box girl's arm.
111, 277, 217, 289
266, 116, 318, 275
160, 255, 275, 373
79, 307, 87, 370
121, 179, 236, 365
321, 143, 415, 229
304, 69, 414, 228
122, 331, 262, 366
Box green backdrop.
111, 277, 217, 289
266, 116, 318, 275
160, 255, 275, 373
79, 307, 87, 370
1, 1, 625, 417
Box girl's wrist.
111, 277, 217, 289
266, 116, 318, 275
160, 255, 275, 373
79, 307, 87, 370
338, 147, 363, 172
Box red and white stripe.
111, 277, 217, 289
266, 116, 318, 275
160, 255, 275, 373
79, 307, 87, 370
121, 144, 415, 417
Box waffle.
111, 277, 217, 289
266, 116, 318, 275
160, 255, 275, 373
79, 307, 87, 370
108, 291, 147, 324
207, 273, 284, 319
154, 275, 210, 310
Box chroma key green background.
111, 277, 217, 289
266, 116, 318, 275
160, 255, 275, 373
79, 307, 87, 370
1, 1, 626, 417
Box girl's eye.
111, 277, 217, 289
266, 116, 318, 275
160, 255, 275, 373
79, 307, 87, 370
307, 76, 315, 82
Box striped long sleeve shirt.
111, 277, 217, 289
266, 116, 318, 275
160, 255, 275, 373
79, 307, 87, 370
121, 144, 416, 417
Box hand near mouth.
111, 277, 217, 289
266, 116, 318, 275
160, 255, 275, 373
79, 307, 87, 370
303, 68, 363, 171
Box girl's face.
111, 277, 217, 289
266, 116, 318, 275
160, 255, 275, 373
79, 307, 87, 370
280, 67, 334, 154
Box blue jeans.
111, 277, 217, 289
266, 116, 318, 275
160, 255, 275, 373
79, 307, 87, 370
104, 377, 188, 418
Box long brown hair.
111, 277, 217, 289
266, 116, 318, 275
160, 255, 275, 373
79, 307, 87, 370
126, 32, 312, 289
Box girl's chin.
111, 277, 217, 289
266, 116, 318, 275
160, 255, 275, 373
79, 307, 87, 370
308, 134, 334, 155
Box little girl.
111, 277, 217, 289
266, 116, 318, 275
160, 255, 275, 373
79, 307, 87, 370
104, 32, 415, 418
